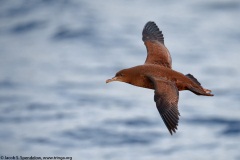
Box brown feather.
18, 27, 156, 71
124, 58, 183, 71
142, 21, 172, 68
148, 76, 180, 135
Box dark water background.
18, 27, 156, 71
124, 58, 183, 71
0, 0, 240, 159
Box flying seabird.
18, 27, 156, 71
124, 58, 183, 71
106, 21, 213, 135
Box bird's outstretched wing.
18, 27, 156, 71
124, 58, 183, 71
147, 76, 180, 135
142, 21, 172, 68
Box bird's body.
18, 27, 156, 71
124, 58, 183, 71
119, 64, 211, 96
106, 21, 213, 135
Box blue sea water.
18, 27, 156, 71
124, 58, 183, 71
0, 0, 240, 159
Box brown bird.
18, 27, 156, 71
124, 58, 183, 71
106, 21, 213, 135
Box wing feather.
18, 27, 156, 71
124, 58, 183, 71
148, 76, 180, 135
142, 21, 172, 68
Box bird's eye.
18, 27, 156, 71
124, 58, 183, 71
117, 73, 123, 77
116, 72, 124, 77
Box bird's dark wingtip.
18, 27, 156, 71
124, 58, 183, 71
169, 127, 178, 135
142, 21, 164, 44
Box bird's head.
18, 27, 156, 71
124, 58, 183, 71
106, 69, 131, 84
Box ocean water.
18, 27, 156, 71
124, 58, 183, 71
0, 0, 240, 159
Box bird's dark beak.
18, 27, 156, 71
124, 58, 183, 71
106, 77, 118, 83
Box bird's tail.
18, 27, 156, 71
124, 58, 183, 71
185, 74, 214, 96
189, 87, 214, 96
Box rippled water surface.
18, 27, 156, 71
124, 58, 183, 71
0, 0, 240, 160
